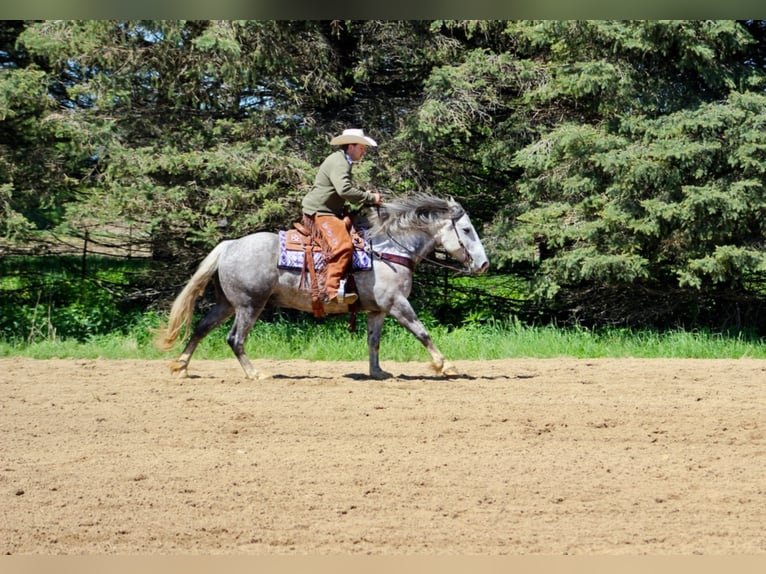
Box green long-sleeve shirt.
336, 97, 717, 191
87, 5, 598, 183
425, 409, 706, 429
302, 150, 377, 217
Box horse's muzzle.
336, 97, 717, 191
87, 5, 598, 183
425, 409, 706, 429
466, 259, 489, 275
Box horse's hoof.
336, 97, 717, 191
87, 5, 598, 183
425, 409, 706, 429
441, 363, 460, 378
369, 370, 393, 380
169, 361, 188, 378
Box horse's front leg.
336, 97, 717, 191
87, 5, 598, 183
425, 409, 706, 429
388, 299, 459, 378
366, 311, 392, 380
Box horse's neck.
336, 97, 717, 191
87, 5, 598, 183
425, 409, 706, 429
369, 227, 437, 262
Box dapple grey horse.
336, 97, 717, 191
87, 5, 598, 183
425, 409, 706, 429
155, 194, 489, 380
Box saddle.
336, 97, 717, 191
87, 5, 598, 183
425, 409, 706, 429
278, 217, 371, 318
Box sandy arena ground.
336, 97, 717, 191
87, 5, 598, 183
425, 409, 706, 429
0, 357, 764, 555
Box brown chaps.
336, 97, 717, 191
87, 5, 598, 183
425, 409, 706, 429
303, 214, 353, 299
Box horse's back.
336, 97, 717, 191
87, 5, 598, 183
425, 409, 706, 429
220, 231, 279, 263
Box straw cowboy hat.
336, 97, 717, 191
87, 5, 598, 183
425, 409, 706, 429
330, 128, 378, 147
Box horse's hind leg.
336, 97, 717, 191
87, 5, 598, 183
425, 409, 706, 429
171, 301, 233, 378
226, 303, 269, 380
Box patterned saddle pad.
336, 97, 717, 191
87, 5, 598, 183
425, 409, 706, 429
277, 228, 372, 271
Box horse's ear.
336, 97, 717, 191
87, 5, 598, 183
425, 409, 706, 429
447, 196, 466, 218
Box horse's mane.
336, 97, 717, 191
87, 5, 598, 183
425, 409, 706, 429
366, 193, 465, 238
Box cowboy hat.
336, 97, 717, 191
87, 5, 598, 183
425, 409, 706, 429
330, 128, 378, 147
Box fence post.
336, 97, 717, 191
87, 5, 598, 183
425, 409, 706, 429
81, 230, 88, 280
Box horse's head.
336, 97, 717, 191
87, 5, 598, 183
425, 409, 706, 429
436, 198, 490, 275
368, 193, 489, 274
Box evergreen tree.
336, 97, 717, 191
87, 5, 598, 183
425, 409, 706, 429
481, 21, 766, 329
3, 20, 766, 331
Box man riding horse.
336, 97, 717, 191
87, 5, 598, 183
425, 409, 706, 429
301, 128, 383, 305
155, 129, 489, 380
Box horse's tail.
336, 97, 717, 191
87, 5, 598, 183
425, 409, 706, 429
154, 241, 229, 352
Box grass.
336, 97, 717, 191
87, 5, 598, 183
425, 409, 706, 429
3, 254, 764, 361
1, 316, 765, 361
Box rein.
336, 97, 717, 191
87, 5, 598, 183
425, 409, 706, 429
376, 252, 416, 271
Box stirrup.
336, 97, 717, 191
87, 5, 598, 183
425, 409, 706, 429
323, 280, 357, 305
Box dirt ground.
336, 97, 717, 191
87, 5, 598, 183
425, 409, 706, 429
1, 357, 764, 555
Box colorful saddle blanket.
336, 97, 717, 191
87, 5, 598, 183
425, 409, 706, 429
277, 228, 372, 271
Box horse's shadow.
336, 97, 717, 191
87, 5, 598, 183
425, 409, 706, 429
346, 372, 467, 381
271, 372, 534, 382
180, 372, 535, 382
382, 373, 535, 382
